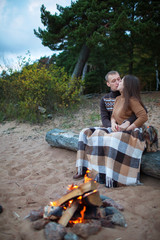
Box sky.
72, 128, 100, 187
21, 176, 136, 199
0, 0, 73, 72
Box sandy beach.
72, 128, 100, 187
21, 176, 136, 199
0, 92, 160, 240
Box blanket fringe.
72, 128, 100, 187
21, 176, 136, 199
78, 166, 83, 176
105, 176, 114, 188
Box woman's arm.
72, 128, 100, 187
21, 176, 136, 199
111, 117, 119, 132
126, 98, 148, 129
126, 123, 137, 131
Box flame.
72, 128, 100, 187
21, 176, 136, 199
49, 168, 97, 225
69, 205, 86, 224
50, 201, 58, 207
93, 189, 97, 193
68, 199, 73, 206
77, 196, 82, 200
67, 184, 78, 191
84, 169, 93, 183
77, 196, 83, 205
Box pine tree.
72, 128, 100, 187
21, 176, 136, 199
34, 0, 160, 91
34, 0, 112, 79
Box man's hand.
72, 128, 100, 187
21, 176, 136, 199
118, 121, 130, 131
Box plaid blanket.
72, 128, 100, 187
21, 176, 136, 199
76, 127, 145, 187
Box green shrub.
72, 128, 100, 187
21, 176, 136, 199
0, 63, 82, 123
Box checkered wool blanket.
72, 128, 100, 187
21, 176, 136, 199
76, 127, 145, 187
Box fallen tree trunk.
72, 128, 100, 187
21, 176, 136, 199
45, 128, 79, 151
141, 151, 160, 179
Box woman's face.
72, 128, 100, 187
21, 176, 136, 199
117, 77, 124, 92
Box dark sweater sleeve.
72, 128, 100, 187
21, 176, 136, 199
100, 98, 111, 128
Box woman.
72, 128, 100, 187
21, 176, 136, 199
111, 75, 147, 132
75, 75, 148, 187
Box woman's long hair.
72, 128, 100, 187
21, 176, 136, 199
123, 75, 145, 111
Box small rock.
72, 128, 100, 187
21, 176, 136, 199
38, 106, 46, 113
44, 222, 66, 240
43, 205, 63, 219
100, 218, 115, 228
105, 206, 119, 215
47, 114, 53, 119
102, 198, 124, 211
105, 207, 127, 227
72, 220, 101, 238
0, 205, 3, 214
64, 232, 79, 240
111, 212, 127, 227
29, 207, 44, 221
32, 218, 49, 230
100, 195, 112, 201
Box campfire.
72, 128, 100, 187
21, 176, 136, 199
43, 171, 103, 227
27, 171, 126, 239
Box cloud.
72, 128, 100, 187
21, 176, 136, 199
0, 0, 6, 15
0, 0, 72, 71
28, 1, 40, 13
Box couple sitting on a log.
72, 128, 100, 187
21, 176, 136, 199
73, 71, 158, 187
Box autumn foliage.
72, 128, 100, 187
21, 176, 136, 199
0, 63, 82, 123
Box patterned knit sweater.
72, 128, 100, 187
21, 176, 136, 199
100, 91, 120, 128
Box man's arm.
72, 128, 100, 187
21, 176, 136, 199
100, 97, 112, 128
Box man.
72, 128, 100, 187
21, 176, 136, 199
100, 70, 135, 130
73, 70, 136, 180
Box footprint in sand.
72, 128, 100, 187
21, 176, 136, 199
7, 163, 28, 177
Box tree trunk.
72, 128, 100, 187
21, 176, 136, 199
82, 62, 88, 81
155, 60, 159, 91
128, 45, 133, 74
80, 62, 88, 94
71, 44, 90, 79
156, 69, 159, 91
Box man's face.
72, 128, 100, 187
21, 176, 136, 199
107, 73, 121, 91
117, 77, 124, 92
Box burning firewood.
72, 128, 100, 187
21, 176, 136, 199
58, 200, 79, 226
38, 175, 125, 230
53, 180, 99, 207
26, 175, 126, 239
43, 180, 102, 227
83, 190, 102, 207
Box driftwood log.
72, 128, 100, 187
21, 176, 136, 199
46, 128, 160, 179
45, 128, 79, 151
141, 151, 160, 179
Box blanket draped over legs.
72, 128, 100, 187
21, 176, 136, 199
76, 127, 145, 187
